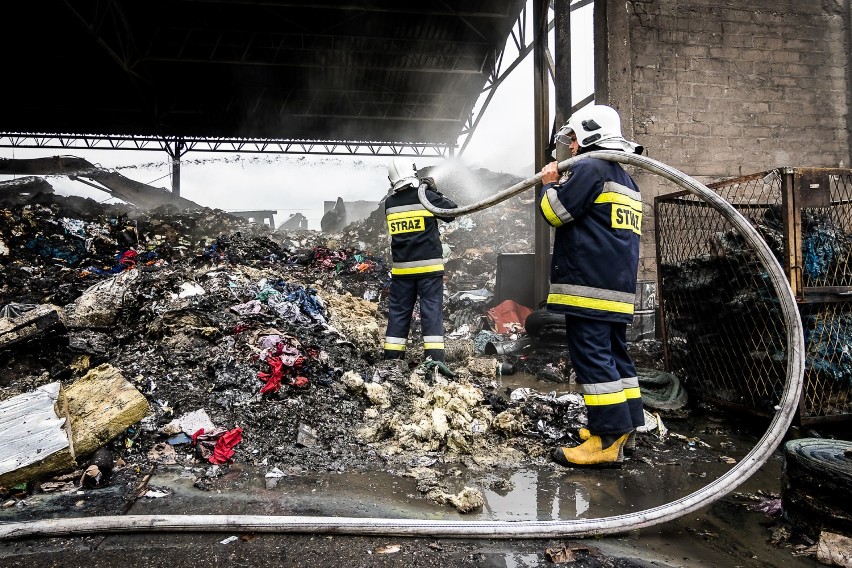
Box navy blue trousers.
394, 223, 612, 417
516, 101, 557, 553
383, 275, 445, 362
564, 315, 644, 434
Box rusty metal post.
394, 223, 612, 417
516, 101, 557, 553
533, 0, 552, 308
780, 167, 803, 300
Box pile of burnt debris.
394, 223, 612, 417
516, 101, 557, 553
1, 177, 695, 516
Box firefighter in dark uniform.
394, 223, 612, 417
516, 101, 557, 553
383, 158, 458, 363
538, 104, 645, 468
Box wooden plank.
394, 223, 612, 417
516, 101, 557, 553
0, 382, 75, 488
0, 304, 63, 350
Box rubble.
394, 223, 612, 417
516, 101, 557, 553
0, 180, 704, 517
4, 173, 847, 566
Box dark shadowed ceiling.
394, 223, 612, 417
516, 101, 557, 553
1, 0, 525, 146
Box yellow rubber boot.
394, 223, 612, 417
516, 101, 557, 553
579, 427, 636, 456
552, 432, 630, 468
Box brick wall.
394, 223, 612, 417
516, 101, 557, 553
603, 0, 852, 280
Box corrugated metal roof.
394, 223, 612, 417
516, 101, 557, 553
1, 1, 525, 145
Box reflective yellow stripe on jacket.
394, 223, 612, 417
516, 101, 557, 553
595, 182, 642, 235
391, 259, 444, 276
539, 186, 573, 227
548, 284, 635, 315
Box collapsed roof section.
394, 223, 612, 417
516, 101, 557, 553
1, 1, 525, 146
0, 157, 202, 210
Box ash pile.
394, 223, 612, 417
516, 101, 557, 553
0, 172, 666, 512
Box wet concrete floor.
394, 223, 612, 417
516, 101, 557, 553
0, 373, 824, 567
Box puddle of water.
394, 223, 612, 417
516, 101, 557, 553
130, 453, 743, 524
0, 483, 127, 522
132, 466, 453, 519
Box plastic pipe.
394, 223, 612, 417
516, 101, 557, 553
483, 336, 534, 355
0, 152, 804, 540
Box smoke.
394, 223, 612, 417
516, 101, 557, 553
421, 157, 517, 208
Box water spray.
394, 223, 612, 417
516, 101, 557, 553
0, 152, 804, 540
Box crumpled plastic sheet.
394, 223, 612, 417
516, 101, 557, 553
267, 297, 311, 324
449, 288, 493, 303
447, 324, 470, 339
256, 284, 280, 302
202, 241, 228, 262
26, 235, 85, 266
799, 212, 849, 282
258, 334, 300, 354
0, 302, 40, 319
84, 248, 142, 276
487, 299, 533, 333
804, 311, 852, 387
210, 427, 243, 464
748, 496, 782, 517
285, 287, 327, 324
258, 355, 285, 393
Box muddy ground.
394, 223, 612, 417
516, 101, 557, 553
0, 186, 836, 566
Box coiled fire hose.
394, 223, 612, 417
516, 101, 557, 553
0, 151, 804, 540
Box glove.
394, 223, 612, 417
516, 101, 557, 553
422, 358, 456, 378
420, 176, 437, 191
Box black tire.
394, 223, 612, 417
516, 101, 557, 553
524, 309, 565, 338
781, 438, 852, 538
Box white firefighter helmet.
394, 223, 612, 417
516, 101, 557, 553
387, 157, 418, 191
555, 104, 642, 154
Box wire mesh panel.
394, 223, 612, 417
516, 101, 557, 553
656, 168, 852, 424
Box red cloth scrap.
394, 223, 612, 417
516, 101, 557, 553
258, 355, 284, 394
209, 427, 243, 464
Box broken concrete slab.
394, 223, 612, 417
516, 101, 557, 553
0, 382, 75, 489
57, 364, 150, 457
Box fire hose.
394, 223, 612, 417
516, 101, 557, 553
0, 151, 804, 541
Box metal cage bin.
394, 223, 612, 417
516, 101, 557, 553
655, 167, 852, 425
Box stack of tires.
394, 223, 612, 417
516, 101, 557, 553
782, 438, 852, 539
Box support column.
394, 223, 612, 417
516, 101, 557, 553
165, 137, 187, 197
533, 0, 552, 308
554, 0, 573, 131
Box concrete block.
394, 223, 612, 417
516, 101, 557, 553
58, 364, 150, 457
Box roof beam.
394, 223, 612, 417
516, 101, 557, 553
0, 133, 453, 157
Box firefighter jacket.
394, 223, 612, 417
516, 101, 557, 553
385, 183, 457, 278
538, 157, 641, 323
